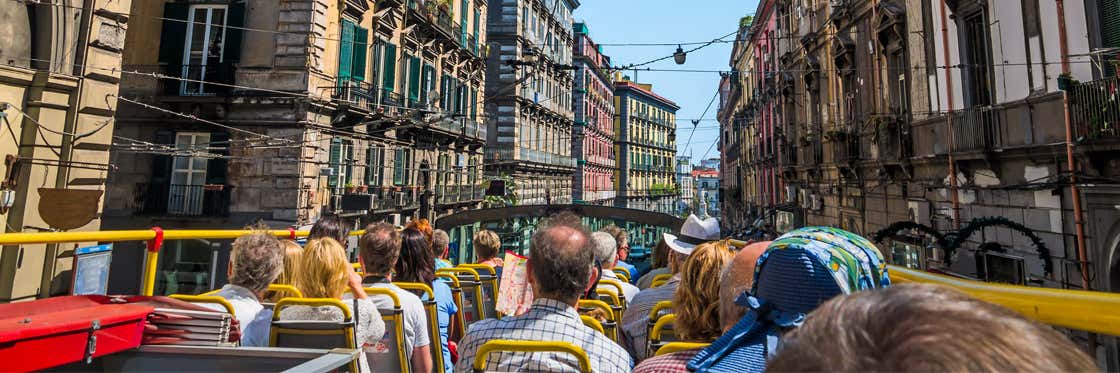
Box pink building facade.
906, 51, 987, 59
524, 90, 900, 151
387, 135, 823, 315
572, 22, 617, 205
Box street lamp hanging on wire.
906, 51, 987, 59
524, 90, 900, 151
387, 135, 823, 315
673, 45, 687, 64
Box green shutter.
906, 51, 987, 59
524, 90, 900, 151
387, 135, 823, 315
393, 149, 404, 185
420, 64, 434, 106
328, 138, 342, 188
158, 3, 189, 66
470, 87, 478, 119
408, 55, 422, 101
353, 27, 369, 81
224, 3, 245, 62
338, 20, 355, 81
461, 0, 469, 45
382, 43, 397, 91
441, 76, 450, 109
1105, 0, 1120, 51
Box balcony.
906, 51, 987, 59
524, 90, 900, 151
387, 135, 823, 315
436, 184, 484, 205
798, 135, 823, 168
333, 77, 378, 112
382, 90, 404, 108
827, 128, 860, 165
1068, 76, 1120, 141
948, 106, 1003, 152
125, 63, 236, 97
132, 183, 232, 217
431, 117, 486, 143
861, 115, 907, 162
780, 141, 798, 169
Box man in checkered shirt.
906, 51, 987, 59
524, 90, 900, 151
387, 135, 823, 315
455, 213, 633, 373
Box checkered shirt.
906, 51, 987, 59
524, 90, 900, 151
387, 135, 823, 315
619, 275, 680, 360
454, 298, 633, 373
631, 349, 701, 373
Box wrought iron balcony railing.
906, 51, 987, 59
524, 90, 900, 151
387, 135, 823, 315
132, 183, 232, 217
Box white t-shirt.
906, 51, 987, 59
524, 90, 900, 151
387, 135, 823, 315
201, 284, 269, 346
600, 271, 640, 303
352, 282, 431, 359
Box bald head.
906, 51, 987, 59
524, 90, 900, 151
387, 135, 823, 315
528, 214, 596, 303
719, 241, 769, 331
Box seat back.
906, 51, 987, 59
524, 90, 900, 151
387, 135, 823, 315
655, 342, 711, 357
580, 315, 606, 335
597, 279, 628, 309
266, 284, 304, 298
394, 282, 444, 373
472, 340, 592, 373
361, 287, 410, 373
647, 313, 678, 358
650, 274, 673, 288
577, 299, 618, 342
595, 288, 624, 322
437, 268, 484, 325
270, 298, 358, 372
169, 294, 236, 316
435, 273, 467, 338
457, 264, 499, 319
611, 267, 631, 283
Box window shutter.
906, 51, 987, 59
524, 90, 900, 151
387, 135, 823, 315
474, 9, 481, 41
441, 76, 450, 109
408, 55, 422, 101
338, 20, 356, 81
224, 2, 246, 63
1105, 0, 1120, 50
461, 0, 469, 45
393, 149, 404, 185
158, 3, 189, 67
365, 147, 376, 185
328, 138, 342, 188
205, 131, 230, 185
470, 87, 477, 119
353, 26, 369, 81
420, 64, 433, 106
151, 130, 175, 185
382, 43, 397, 91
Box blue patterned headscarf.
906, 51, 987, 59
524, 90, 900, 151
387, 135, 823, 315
686, 226, 890, 372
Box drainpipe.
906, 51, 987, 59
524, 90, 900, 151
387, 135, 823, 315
939, 0, 961, 230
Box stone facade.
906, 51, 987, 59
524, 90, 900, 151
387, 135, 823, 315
484, 0, 578, 205
0, 0, 132, 301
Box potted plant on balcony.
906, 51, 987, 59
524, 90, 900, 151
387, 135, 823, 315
345, 182, 357, 194
1057, 72, 1080, 91
357, 184, 368, 193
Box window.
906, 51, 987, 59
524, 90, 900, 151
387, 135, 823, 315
393, 148, 411, 186
407, 53, 422, 103
169, 132, 211, 215
181, 5, 227, 95
328, 138, 354, 189
365, 147, 384, 186
382, 43, 398, 92
960, 10, 993, 107
338, 19, 369, 83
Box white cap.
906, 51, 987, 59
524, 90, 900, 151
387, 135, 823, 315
663, 214, 721, 255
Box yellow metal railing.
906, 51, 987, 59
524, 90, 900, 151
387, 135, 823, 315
0, 228, 365, 297
2, 230, 1120, 337
727, 239, 1120, 336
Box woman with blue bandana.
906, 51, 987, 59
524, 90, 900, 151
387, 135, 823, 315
686, 226, 891, 372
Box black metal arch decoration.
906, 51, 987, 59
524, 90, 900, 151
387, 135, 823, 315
872, 220, 948, 250
947, 216, 1053, 276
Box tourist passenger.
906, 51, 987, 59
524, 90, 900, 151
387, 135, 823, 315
455, 213, 632, 373
432, 229, 453, 271
767, 283, 1097, 372
599, 225, 638, 281
635, 239, 671, 289
203, 231, 285, 347
280, 237, 385, 372
406, 218, 435, 247
309, 214, 350, 246
473, 229, 504, 276
632, 241, 734, 372
397, 228, 458, 373
717, 241, 768, 332
687, 227, 890, 372
591, 232, 639, 303
358, 223, 433, 373
619, 214, 721, 360
263, 239, 304, 302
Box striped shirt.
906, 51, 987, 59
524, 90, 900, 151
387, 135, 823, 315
620, 275, 680, 361
455, 298, 633, 373
632, 348, 701, 373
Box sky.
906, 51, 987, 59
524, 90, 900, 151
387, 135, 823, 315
574, 0, 760, 164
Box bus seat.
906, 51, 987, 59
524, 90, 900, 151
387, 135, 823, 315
647, 313, 678, 358
269, 298, 359, 372
577, 299, 619, 342
612, 267, 631, 283
595, 288, 624, 322
437, 268, 485, 325
169, 294, 236, 316
358, 287, 410, 373
394, 282, 445, 373
650, 274, 673, 288
472, 340, 592, 373
655, 342, 711, 356
581, 315, 606, 336
457, 264, 499, 319
436, 272, 467, 338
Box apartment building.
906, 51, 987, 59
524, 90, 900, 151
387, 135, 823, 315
615, 79, 679, 215
484, 0, 579, 205
103, 0, 486, 294
675, 156, 695, 216
572, 22, 616, 206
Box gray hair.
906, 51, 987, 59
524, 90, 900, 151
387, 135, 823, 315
590, 231, 617, 264
230, 232, 285, 294
432, 229, 450, 256
528, 213, 595, 303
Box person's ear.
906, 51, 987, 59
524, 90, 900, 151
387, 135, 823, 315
585, 266, 599, 293
227, 260, 233, 278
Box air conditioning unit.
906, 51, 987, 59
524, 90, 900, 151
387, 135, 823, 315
907, 200, 929, 223
397, 192, 407, 207
389, 213, 403, 227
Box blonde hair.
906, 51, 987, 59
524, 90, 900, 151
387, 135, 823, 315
263, 240, 305, 302
293, 238, 350, 299
673, 241, 734, 341
473, 229, 502, 261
